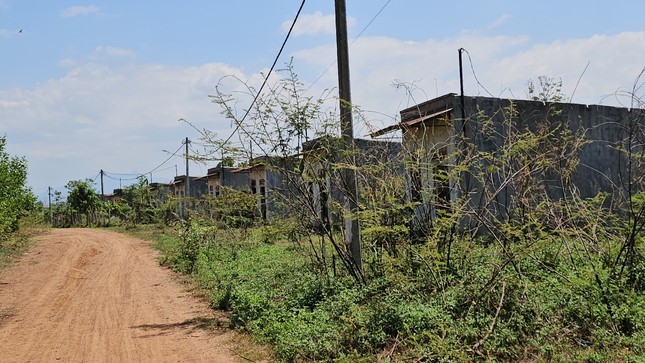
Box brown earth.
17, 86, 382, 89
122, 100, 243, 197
0, 228, 262, 363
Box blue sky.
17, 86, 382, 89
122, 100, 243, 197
1, 1, 644, 202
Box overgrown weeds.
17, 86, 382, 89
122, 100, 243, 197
0, 212, 48, 270
122, 69, 644, 362
138, 215, 642, 362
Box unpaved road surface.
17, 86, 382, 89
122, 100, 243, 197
0, 228, 243, 362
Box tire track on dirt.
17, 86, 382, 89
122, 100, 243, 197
0, 228, 241, 362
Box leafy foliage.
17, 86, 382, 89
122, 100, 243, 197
0, 136, 36, 241
132, 69, 645, 362
121, 176, 157, 225
65, 179, 101, 215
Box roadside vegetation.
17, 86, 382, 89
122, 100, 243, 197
0, 136, 44, 269
43, 69, 644, 362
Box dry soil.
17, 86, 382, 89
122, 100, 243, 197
0, 228, 248, 362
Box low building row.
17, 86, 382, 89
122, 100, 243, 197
106, 94, 642, 227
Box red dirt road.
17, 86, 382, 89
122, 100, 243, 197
0, 229, 243, 362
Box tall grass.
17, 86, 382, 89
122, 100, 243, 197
0, 213, 48, 270
135, 218, 643, 362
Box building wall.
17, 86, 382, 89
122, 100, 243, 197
173, 176, 208, 198
403, 122, 455, 223
395, 93, 642, 232
302, 137, 403, 228
207, 168, 250, 196
451, 96, 641, 217
248, 167, 269, 220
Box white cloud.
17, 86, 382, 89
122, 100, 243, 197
90, 46, 137, 60
61, 5, 100, 18
292, 31, 645, 134
58, 58, 77, 68
0, 59, 251, 192
282, 11, 356, 36
0, 28, 20, 38
488, 14, 511, 29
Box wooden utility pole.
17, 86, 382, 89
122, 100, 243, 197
48, 186, 53, 222
184, 137, 190, 197
458, 48, 466, 125
100, 169, 105, 201
335, 0, 362, 272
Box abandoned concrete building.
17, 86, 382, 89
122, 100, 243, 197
301, 136, 402, 229
170, 175, 208, 199
201, 165, 250, 197
232, 155, 300, 221
372, 93, 643, 227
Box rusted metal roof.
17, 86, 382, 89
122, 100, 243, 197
369, 108, 453, 138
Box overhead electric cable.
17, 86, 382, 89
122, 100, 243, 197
143, 143, 185, 175
461, 48, 494, 97
307, 0, 392, 91
352, 0, 392, 43
213, 0, 306, 152
91, 173, 101, 183
103, 142, 184, 182
102, 171, 142, 177
104, 173, 140, 182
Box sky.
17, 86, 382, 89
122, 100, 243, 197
1, 0, 644, 203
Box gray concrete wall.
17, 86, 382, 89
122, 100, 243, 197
452, 95, 641, 217
188, 177, 208, 198
220, 168, 250, 191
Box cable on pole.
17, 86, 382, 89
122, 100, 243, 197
307, 0, 392, 91
210, 0, 307, 154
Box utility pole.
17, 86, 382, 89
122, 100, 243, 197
335, 0, 362, 273
458, 48, 466, 127
100, 169, 105, 201
48, 186, 53, 222
184, 137, 190, 197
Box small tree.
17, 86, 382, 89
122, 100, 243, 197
526, 76, 566, 103
122, 176, 155, 225
0, 136, 36, 239
66, 179, 101, 226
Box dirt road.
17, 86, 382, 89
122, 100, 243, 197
0, 228, 247, 362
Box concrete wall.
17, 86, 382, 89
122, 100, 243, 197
173, 176, 208, 198
207, 167, 250, 195
245, 163, 298, 220
302, 137, 402, 228
451, 95, 642, 216
394, 93, 642, 231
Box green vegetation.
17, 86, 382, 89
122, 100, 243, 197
43, 71, 645, 361
0, 213, 48, 270
0, 136, 37, 242
0, 135, 44, 268
123, 71, 642, 362
132, 211, 642, 362
49, 174, 177, 228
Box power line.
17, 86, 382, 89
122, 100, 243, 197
351, 0, 392, 44
461, 48, 494, 98
152, 164, 177, 174
103, 142, 185, 182
103, 173, 140, 182
213, 0, 307, 153
102, 171, 142, 177
143, 143, 185, 175
307, 0, 393, 91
